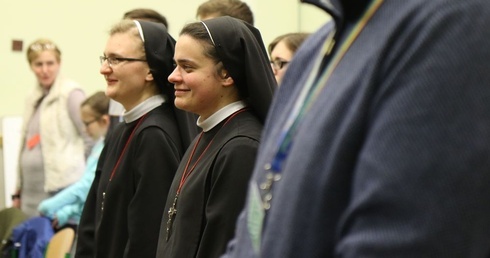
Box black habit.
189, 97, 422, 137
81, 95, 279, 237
156, 16, 276, 258
158, 110, 262, 257
76, 104, 184, 257
76, 20, 197, 258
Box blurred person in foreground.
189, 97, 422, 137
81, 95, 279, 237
222, 0, 490, 257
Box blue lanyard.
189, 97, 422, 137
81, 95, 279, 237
269, 0, 385, 174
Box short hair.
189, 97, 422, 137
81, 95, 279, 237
26, 38, 61, 64
123, 8, 169, 29
82, 91, 110, 116
268, 32, 310, 55
196, 0, 254, 25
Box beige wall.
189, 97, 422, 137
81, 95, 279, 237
0, 0, 329, 208
0, 0, 329, 117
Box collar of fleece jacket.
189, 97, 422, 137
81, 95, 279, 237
301, 0, 371, 23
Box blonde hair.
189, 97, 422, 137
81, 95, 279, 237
26, 38, 61, 63
109, 20, 145, 55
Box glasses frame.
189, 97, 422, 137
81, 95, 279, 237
100, 56, 147, 67
270, 59, 290, 70
83, 116, 101, 127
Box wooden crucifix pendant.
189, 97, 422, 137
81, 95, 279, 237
166, 194, 179, 241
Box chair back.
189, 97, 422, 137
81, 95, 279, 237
44, 228, 75, 258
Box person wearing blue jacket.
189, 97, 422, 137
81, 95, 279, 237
38, 91, 110, 228
222, 0, 490, 257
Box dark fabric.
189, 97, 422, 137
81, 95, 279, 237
156, 111, 262, 258
74, 162, 99, 258
223, 0, 490, 257
137, 20, 175, 94
137, 20, 200, 148
76, 104, 184, 258
104, 115, 122, 145
201, 17, 276, 123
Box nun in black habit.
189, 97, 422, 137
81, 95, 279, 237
156, 16, 276, 258
76, 20, 198, 258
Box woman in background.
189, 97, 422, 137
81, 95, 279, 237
15, 38, 93, 217
268, 32, 309, 85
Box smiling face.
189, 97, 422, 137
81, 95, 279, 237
168, 34, 237, 120
270, 40, 294, 85
29, 50, 61, 90
100, 31, 156, 111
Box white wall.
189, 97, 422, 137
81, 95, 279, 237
0, 0, 329, 118
1, 116, 23, 208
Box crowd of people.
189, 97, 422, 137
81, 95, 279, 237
4, 0, 490, 257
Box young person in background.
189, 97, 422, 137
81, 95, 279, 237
268, 32, 309, 85
196, 0, 254, 25
123, 8, 169, 29
38, 91, 110, 229
37, 91, 109, 257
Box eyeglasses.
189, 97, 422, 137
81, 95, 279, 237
270, 59, 290, 70
83, 117, 101, 127
100, 56, 147, 67
29, 43, 57, 52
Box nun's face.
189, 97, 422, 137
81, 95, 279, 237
169, 34, 233, 120
100, 32, 153, 111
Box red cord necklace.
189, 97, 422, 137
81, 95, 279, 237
101, 113, 148, 212
165, 107, 248, 240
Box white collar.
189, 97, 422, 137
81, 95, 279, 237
197, 101, 246, 132
123, 95, 166, 123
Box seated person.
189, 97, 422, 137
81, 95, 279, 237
38, 91, 109, 228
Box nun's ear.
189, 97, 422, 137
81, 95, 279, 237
220, 69, 234, 87
145, 70, 154, 82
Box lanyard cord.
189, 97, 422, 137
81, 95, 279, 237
101, 113, 148, 212
109, 113, 148, 181
271, 0, 385, 173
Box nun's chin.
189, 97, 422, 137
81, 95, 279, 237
174, 98, 191, 112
